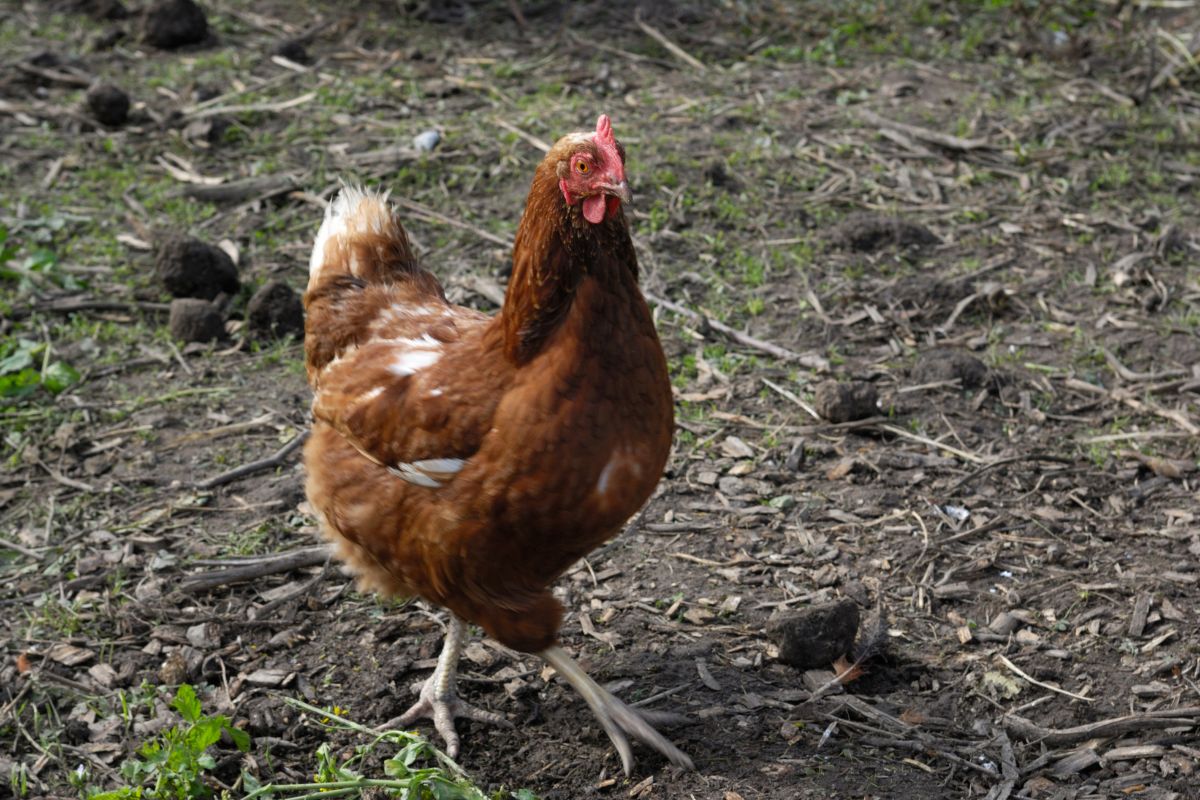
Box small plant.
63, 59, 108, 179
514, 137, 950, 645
238, 697, 537, 800
0, 226, 82, 293
0, 337, 80, 399
90, 684, 249, 800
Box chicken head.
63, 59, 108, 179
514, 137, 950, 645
556, 114, 631, 224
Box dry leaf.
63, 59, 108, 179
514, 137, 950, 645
827, 457, 857, 480
832, 655, 865, 684
983, 670, 1023, 698
47, 643, 94, 667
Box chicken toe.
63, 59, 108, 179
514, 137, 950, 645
377, 614, 511, 756
541, 645, 694, 775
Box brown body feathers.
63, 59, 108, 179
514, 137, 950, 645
303, 136, 673, 653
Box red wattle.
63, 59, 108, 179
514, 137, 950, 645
583, 194, 606, 224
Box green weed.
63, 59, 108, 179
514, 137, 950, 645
89, 684, 249, 800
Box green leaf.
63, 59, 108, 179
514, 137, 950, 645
188, 717, 225, 752
224, 722, 251, 752
0, 367, 40, 398
0, 339, 39, 375
42, 360, 80, 393
172, 684, 202, 723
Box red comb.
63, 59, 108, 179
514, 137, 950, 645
595, 114, 615, 147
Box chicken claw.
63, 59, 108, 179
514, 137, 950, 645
541, 645, 694, 775
377, 615, 511, 757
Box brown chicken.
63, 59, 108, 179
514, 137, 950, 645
303, 115, 691, 774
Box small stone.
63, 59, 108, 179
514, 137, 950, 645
155, 236, 239, 300
85, 83, 130, 126
717, 476, 746, 495
141, 0, 208, 49
812, 380, 879, 423
412, 129, 441, 151
912, 349, 989, 390
169, 298, 224, 343
768, 600, 860, 670
245, 281, 304, 340
720, 435, 755, 459
1014, 628, 1041, 646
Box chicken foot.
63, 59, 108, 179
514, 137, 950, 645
540, 645, 694, 775
379, 614, 511, 756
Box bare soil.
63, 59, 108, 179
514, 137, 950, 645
2, 2, 1199, 799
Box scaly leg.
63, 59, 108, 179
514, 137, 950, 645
540, 645, 693, 775
378, 614, 510, 756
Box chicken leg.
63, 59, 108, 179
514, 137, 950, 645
540, 645, 693, 775
383, 614, 511, 756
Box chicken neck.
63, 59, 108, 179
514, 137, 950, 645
500, 163, 642, 365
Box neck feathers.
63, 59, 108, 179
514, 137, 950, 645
501, 160, 637, 363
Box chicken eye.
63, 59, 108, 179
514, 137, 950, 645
576, 160, 589, 174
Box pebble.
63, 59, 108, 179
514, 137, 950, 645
413, 130, 440, 152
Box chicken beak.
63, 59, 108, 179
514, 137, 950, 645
602, 179, 632, 205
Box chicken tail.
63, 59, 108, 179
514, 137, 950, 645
307, 184, 420, 291
304, 185, 446, 382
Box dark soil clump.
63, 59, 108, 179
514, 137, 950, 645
911, 349, 989, 389
155, 237, 239, 300
246, 281, 304, 340
85, 83, 130, 126
768, 600, 861, 669
141, 0, 208, 49
834, 212, 939, 251
813, 380, 879, 423
169, 298, 225, 342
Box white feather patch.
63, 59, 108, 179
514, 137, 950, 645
389, 348, 441, 377
388, 457, 466, 488
308, 184, 392, 281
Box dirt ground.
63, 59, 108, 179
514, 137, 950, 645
2, 1, 1199, 798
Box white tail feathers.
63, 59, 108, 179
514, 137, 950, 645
308, 184, 395, 285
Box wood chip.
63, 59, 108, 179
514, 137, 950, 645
933, 582, 972, 599
696, 658, 722, 691
245, 668, 292, 687
1129, 593, 1152, 638
1050, 747, 1101, 778
1104, 744, 1166, 762
1141, 628, 1177, 652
